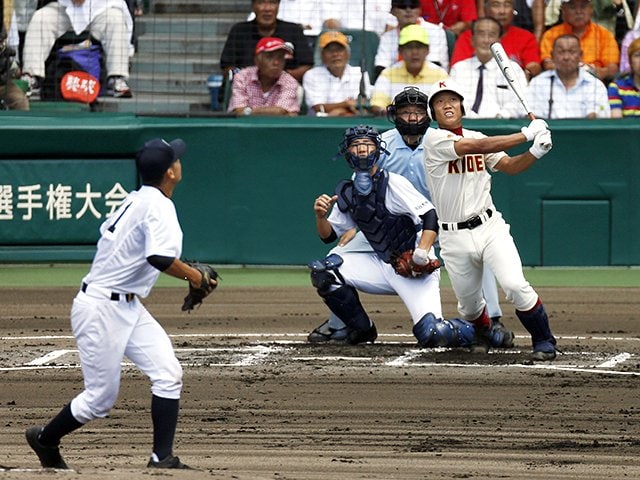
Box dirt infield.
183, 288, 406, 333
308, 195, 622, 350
1, 286, 639, 479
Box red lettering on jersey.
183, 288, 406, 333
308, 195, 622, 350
449, 155, 485, 174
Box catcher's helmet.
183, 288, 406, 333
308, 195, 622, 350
386, 86, 430, 136
428, 79, 465, 120
338, 125, 387, 172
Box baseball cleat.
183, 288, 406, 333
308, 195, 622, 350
531, 339, 558, 361
489, 318, 515, 348
346, 324, 378, 345
25, 426, 68, 469
469, 325, 491, 354
307, 319, 350, 343
147, 454, 192, 469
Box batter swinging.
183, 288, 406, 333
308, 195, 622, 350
423, 80, 558, 360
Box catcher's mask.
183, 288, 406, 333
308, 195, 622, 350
338, 125, 389, 195
386, 86, 430, 137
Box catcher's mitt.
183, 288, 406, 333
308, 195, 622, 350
182, 262, 219, 312
391, 250, 441, 278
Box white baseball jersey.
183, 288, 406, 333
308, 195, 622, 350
82, 186, 183, 298
422, 126, 539, 317
422, 128, 504, 223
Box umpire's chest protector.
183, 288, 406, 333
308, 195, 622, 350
336, 170, 418, 263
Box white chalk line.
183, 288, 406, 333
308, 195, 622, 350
2, 335, 638, 376
3, 333, 640, 342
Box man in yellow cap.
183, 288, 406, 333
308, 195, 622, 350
302, 30, 372, 116
370, 24, 447, 115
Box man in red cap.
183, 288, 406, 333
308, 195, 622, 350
228, 37, 300, 116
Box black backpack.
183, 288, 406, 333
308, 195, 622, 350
41, 31, 106, 101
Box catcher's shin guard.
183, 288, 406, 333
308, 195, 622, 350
413, 313, 438, 347
516, 300, 556, 350
320, 284, 371, 333
445, 318, 475, 347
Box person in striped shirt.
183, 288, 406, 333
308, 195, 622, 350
608, 38, 640, 118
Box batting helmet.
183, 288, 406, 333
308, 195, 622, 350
428, 79, 465, 120
338, 125, 387, 172
386, 86, 430, 137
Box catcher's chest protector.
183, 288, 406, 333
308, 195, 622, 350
336, 171, 417, 263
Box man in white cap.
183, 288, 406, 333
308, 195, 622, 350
422, 79, 558, 361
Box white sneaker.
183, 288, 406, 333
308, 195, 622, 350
106, 76, 132, 98
21, 74, 42, 98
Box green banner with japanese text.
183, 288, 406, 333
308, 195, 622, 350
0, 159, 137, 244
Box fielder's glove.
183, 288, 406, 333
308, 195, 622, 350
391, 250, 441, 278
520, 119, 549, 141
182, 262, 219, 312
529, 129, 553, 159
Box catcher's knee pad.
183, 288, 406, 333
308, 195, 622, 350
413, 313, 439, 347
309, 254, 344, 295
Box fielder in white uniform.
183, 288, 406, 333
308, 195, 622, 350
25, 138, 216, 470
422, 79, 558, 360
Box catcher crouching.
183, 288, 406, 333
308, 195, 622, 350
309, 125, 511, 348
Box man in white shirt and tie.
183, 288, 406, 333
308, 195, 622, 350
449, 17, 528, 118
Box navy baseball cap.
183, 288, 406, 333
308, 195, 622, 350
136, 138, 186, 183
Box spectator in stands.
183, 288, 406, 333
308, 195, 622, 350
20, 0, 134, 98
227, 37, 300, 116
1, 23, 29, 110
608, 37, 640, 117
370, 24, 447, 114
302, 30, 372, 116
419, 0, 477, 36
322, 0, 394, 35
477, 0, 545, 41
7, 0, 39, 65
449, 17, 527, 117
220, 0, 314, 83
247, 0, 325, 37
590, 0, 628, 36
540, 0, 619, 82
619, 11, 640, 73
527, 34, 610, 118
375, 0, 449, 79
453, 0, 541, 79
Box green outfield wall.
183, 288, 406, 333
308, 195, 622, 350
0, 114, 638, 266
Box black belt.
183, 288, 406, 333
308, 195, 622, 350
441, 209, 493, 231
81, 282, 135, 302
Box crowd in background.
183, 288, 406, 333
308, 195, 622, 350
0, 0, 638, 117
224, 0, 640, 118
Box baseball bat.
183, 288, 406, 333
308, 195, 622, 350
490, 42, 535, 120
